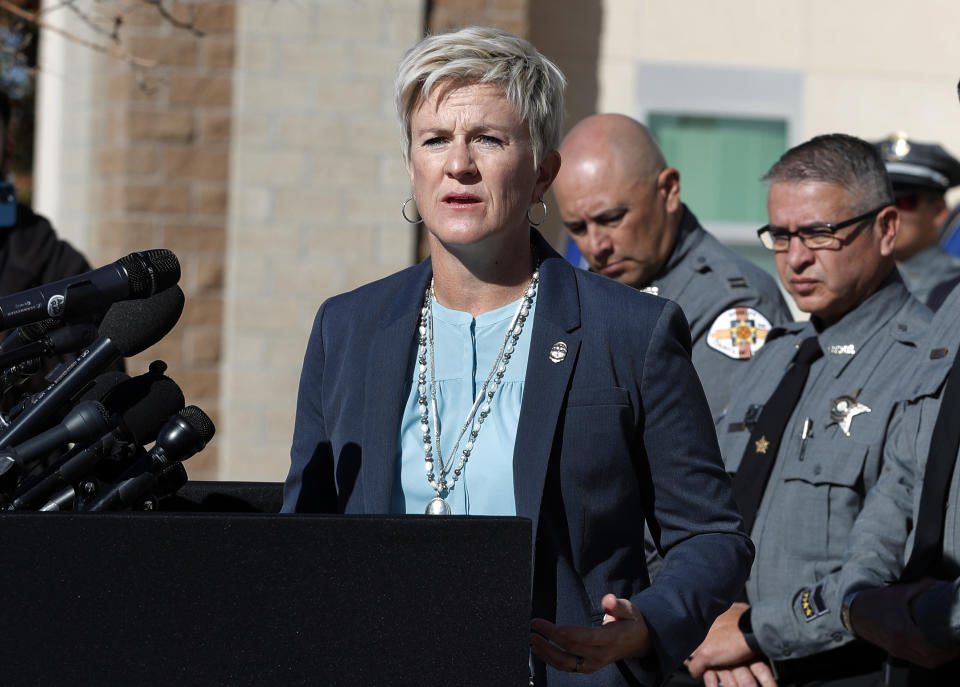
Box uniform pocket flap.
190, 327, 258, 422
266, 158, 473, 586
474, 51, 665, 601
780, 438, 868, 487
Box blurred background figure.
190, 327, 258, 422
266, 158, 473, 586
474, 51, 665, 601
0, 90, 89, 300
875, 133, 960, 309
554, 114, 791, 420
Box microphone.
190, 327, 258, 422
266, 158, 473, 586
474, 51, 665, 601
0, 321, 99, 370
7, 371, 184, 510
0, 400, 112, 493
85, 461, 188, 512
85, 405, 214, 512
0, 318, 60, 354
0, 249, 180, 330
38, 484, 75, 511
0, 286, 185, 449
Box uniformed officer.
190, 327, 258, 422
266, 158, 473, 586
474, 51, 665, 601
553, 114, 791, 420
686, 133, 932, 687
874, 133, 960, 308
833, 276, 960, 684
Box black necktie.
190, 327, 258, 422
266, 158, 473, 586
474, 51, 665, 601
900, 348, 960, 582
733, 336, 823, 534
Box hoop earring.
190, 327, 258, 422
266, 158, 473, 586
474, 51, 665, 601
526, 199, 547, 227
401, 197, 423, 225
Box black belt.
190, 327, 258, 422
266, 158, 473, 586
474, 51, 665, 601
884, 657, 960, 686
772, 641, 886, 686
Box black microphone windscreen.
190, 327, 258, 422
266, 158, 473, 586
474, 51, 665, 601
102, 375, 185, 445
99, 286, 184, 357
76, 371, 130, 404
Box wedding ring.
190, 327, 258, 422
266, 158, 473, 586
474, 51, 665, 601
573, 655, 584, 673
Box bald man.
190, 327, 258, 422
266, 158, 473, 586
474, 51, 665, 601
554, 114, 791, 418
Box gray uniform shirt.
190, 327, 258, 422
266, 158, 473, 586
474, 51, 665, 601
649, 207, 791, 419
837, 282, 960, 649
899, 243, 960, 307
717, 271, 931, 660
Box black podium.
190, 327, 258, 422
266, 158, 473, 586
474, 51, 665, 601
0, 484, 533, 686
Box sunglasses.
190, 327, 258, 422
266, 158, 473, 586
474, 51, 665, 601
894, 194, 920, 212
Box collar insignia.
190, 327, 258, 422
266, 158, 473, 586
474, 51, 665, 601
754, 435, 770, 454
639, 286, 659, 297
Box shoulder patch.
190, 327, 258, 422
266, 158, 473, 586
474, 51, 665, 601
795, 583, 830, 622
706, 307, 773, 359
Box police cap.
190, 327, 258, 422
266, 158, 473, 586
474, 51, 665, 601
875, 133, 960, 195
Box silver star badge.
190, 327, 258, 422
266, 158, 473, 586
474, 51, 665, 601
830, 394, 871, 437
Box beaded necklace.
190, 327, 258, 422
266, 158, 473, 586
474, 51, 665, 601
417, 267, 539, 515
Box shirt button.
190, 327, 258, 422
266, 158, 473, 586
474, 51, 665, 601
832, 632, 843, 642
814, 464, 822, 475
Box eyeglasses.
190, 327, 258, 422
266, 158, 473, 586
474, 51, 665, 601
757, 204, 888, 252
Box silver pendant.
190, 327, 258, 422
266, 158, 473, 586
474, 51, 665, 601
425, 497, 451, 515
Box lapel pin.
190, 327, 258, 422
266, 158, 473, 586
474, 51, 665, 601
549, 341, 567, 363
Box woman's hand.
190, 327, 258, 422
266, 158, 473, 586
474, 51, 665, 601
530, 593, 651, 674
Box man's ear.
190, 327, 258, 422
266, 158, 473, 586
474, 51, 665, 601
933, 194, 950, 226
877, 206, 900, 257
658, 167, 681, 213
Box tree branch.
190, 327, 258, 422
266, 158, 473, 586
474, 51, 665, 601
0, 0, 156, 68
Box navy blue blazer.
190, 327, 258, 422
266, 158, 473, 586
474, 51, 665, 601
284, 231, 753, 686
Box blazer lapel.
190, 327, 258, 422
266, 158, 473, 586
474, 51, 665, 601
360, 261, 432, 513
514, 235, 582, 550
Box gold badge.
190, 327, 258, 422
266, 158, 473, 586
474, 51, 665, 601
549, 341, 567, 364
754, 435, 770, 454
881, 132, 911, 160
830, 393, 871, 437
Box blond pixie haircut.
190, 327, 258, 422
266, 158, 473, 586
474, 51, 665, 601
395, 26, 566, 169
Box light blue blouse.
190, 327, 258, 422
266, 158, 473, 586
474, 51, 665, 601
391, 291, 537, 515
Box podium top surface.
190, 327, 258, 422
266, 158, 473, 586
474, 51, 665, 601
0, 513, 532, 687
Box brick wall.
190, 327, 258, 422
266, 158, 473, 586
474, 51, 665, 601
35, 0, 235, 479
429, 0, 528, 35
424, 0, 602, 251
220, 1, 423, 480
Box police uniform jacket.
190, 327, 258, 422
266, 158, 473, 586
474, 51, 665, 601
284, 230, 755, 687
898, 243, 960, 308
650, 206, 791, 420
717, 270, 931, 660
837, 282, 960, 650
